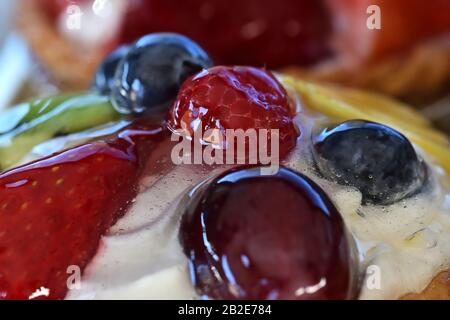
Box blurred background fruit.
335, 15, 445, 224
40, 0, 332, 68
0, 0, 449, 133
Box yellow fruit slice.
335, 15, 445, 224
281, 75, 450, 175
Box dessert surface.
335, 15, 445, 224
1, 0, 450, 303
0, 26, 449, 300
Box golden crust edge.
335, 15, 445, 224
284, 34, 450, 104
401, 271, 450, 300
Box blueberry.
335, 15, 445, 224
312, 120, 427, 205
91, 45, 130, 95
111, 33, 213, 115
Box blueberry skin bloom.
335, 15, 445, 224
312, 120, 427, 205
111, 33, 213, 115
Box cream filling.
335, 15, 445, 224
65, 109, 450, 300
66, 165, 214, 300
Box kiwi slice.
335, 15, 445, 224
0, 94, 121, 170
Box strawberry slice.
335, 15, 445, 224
0, 122, 166, 300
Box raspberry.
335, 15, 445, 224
168, 66, 299, 158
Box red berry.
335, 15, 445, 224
168, 66, 299, 158
0, 122, 165, 300
41, 0, 331, 68
180, 167, 360, 300
120, 0, 331, 68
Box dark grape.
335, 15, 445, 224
180, 166, 360, 300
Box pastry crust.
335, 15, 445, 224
402, 271, 450, 300
285, 34, 450, 104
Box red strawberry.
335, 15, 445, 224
168, 66, 299, 158
0, 122, 166, 300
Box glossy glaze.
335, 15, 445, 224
180, 166, 360, 300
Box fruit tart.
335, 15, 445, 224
18, 0, 450, 103
0, 33, 449, 300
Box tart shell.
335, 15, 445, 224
402, 271, 450, 300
